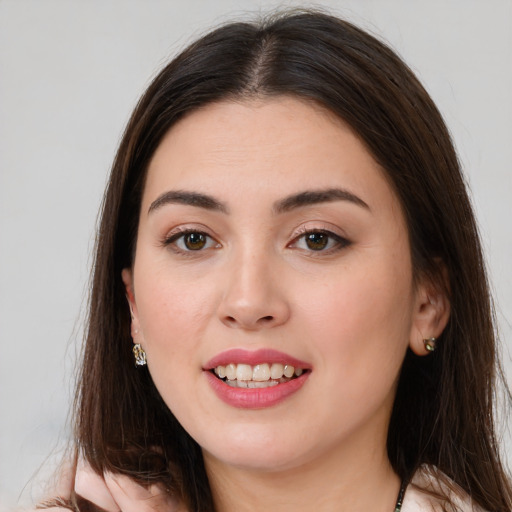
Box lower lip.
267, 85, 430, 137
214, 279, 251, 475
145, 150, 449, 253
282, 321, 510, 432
204, 371, 310, 409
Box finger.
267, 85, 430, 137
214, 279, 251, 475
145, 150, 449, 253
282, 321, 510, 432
104, 472, 183, 512
35, 508, 68, 511
53, 458, 77, 498
74, 458, 120, 512
37, 457, 77, 509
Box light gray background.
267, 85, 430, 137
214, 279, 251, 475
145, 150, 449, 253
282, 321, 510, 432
1, 0, 511, 509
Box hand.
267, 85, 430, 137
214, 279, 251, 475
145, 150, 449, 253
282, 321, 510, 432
35, 457, 185, 512
74, 458, 185, 512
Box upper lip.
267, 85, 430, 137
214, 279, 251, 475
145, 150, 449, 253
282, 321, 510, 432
204, 348, 311, 370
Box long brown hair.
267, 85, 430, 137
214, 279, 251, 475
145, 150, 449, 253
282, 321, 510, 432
72, 10, 511, 511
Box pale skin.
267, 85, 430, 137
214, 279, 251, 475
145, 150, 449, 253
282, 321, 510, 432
41, 96, 450, 511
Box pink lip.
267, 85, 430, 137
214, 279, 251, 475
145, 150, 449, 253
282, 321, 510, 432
203, 349, 311, 409
204, 371, 310, 409
204, 348, 311, 370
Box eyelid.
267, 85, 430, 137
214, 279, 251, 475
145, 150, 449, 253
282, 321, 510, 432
162, 223, 217, 241
288, 224, 351, 253
161, 225, 221, 254
290, 222, 348, 241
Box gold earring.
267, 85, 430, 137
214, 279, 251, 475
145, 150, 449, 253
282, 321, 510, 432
133, 343, 147, 366
423, 337, 437, 352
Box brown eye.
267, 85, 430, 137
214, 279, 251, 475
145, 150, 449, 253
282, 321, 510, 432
289, 229, 350, 253
183, 232, 207, 250
165, 230, 218, 253
304, 232, 329, 251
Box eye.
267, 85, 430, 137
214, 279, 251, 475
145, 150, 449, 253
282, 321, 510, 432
290, 229, 349, 253
164, 230, 219, 252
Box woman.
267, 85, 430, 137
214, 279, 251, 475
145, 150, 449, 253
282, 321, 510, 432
39, 10, 511, 512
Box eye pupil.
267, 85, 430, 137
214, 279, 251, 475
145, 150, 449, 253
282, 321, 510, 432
184, 232, 206, 250
305, 232, 329, 250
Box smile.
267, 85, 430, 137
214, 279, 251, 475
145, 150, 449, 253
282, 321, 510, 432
204, 349, 311, 409
213, 363, 305, 388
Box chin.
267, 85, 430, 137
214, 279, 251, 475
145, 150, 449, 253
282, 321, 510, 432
198, 423, 316, 473
207, 447, 305, 473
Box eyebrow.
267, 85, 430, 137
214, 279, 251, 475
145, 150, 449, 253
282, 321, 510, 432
148, 190, 229, 214
147, 187, 369, 216
273, 188, 370, 214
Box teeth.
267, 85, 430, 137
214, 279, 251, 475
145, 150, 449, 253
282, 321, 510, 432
270, 363, 284, 379
283, 365, 295, 378
226, 379, 280, 388
236, 364, 253, 381
225, 363, 236, 380
248, 380, 278, 388
253, 363, 270, 381
214, 362, 305, 382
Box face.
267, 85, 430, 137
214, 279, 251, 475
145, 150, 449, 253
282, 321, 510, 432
123, 97, 441, 474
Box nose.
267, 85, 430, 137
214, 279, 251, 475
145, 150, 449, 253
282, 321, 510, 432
217, 249, 291, 330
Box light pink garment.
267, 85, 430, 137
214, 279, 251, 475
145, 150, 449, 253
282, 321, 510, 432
402, 466, 486, 512
33, 462, 485, 511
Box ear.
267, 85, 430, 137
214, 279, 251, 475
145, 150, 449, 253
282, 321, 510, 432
409, 269, 450, 356
122, 268, 141, 341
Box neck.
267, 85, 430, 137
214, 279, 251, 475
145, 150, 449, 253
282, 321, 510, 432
204, 436, 401, 512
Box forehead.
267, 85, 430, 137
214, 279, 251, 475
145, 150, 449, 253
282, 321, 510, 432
143, 96, 399, 215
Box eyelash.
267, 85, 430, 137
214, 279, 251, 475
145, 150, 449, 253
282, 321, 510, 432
162, 227, 351, 255
163, 228, 219, 255
288, 228, 351, 254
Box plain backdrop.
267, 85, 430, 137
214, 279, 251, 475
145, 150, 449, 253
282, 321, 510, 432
0, 0, 511, 509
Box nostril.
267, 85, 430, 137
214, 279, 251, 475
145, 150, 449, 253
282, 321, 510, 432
221, 312, 282, 329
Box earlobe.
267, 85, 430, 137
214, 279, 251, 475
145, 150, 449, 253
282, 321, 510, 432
409, 276, 451, 356
122, 268, 147, 366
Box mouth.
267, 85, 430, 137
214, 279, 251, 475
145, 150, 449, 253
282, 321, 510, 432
211, 363, 308, 388
204, 349, 311, 408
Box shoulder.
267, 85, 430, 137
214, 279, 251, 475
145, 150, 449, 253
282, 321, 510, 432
401, 466, 487, 512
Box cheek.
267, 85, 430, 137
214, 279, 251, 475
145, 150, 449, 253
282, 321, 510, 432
297, 255, 414, 383
292, 273, 413, 436
135, 267, 217, 379
135, 284, 214, 416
